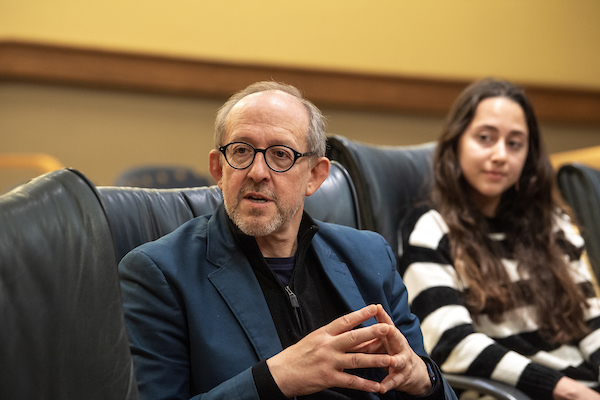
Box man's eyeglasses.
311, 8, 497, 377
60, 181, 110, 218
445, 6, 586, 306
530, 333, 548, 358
219, 142, 315, 173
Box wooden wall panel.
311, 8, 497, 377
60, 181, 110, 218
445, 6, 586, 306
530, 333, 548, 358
1, 40, 599, 125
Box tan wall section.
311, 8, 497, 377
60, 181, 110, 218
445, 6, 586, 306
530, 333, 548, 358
1, 1, 599, 192
2, 82, 598, 193
2, 0, 600, 90
0, 83, 219, 191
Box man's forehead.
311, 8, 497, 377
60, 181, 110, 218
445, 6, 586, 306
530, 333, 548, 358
225, 90, 309, 132
232, 89, 302, 113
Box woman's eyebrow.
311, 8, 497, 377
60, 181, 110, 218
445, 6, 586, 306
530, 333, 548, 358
474, 124, 499, 132
508, 130, 528, 137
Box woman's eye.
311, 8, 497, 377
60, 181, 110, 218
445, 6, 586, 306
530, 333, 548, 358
478, 133, 490, 142
509, 141, 523, 150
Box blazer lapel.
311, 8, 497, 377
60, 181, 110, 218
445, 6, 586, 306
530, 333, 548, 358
312, 237, 377, 327
206, 207, 283, 360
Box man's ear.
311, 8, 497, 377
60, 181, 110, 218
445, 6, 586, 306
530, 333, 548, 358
208, 149, 224, 190
306, 157, 330, 196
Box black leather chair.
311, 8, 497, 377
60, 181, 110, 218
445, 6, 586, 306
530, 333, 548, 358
0, 169, 139, 400
0, 160, 358, 399
326, 134, 531, 400
557, 163, 600, 282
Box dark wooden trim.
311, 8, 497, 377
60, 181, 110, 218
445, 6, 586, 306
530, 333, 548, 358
1, 40, 599, 125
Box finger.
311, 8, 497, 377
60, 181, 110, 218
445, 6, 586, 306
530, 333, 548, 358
324, 304, 378, 336
335, 323, 392, 352
347, 337, 380, 353
380, 355, 430, 395
347, 340, 373, 353
379, 372, 403, 394
385, 325, 409, 355
379, 355, 412, 393
339, 351, 391, 371
333, 371, 382, 394
374, 305, 394, 354
375, 304, 394, 325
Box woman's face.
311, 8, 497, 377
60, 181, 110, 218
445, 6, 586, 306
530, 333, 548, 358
457, 96, 529, 217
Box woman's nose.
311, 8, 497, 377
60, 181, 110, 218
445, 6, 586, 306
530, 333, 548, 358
491, 142, 507, 162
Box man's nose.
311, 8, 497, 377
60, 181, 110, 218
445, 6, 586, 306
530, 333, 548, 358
246, 152, 270, 181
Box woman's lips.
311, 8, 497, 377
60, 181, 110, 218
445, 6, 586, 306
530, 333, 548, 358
485, 170, 505, 180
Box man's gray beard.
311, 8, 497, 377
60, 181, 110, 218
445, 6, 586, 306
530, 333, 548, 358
224, 183, 303, 237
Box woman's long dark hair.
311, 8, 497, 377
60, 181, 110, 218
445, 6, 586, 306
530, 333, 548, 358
432, 78, 588, 344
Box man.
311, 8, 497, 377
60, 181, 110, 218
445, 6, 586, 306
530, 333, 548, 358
119, 81, 457, 399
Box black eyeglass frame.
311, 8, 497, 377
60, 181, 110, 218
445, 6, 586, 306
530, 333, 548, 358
218, 142, 315, 173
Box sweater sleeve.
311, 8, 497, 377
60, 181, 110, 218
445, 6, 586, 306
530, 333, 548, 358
577, 266, 600, 377
399, 208, 564, 399
251, 360, 288, 400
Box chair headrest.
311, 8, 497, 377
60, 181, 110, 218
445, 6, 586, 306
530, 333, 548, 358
114, 165, 212, 189
327, 134, 436, 256
98, 160, 360, 263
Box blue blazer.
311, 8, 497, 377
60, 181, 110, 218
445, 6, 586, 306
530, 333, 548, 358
119, 205, 456, 400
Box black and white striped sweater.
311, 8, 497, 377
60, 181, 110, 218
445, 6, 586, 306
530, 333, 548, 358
398, 207, 600, 399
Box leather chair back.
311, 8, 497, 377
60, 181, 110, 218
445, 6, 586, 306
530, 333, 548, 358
0, 169, 139, 400
326, 134, 436, 260
557, 163, 600, 281
98, 160, 360, 263
114, 165, 212, 189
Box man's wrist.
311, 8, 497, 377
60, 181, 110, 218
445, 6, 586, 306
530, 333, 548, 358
251, 359, 289, 400
401, 356, 445, 399
420, 357, 437, 396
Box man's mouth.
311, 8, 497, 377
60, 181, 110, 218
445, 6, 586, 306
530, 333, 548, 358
247, 195, 268, 203
241, 185, 275, 205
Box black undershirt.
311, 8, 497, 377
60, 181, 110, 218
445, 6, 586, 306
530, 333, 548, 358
266, 256, 295, 286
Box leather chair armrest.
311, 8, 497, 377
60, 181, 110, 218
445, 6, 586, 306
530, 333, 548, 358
444, 374, 531, 400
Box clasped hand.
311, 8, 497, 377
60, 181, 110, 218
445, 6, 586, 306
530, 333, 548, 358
267, 304, 432, 397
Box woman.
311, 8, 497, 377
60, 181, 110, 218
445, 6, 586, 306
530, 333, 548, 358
399, 78, 600, 400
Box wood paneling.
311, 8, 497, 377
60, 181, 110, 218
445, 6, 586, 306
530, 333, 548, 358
1, 40, 599, 125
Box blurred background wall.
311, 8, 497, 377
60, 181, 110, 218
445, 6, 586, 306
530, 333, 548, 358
1, 0, 599, 192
